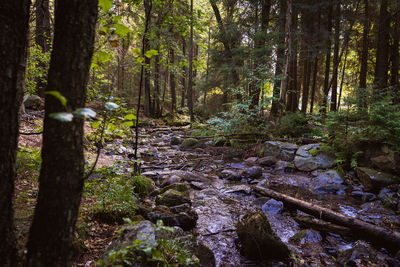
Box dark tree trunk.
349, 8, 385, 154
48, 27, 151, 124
181, 39, 186, 108
26, 0, 98, 266
250, 0, 271, 109
309, 56, 318, 114
144, 0, 152, 116
300, 1, 313, 113
391, 0, 400, 103
154, 54, 161, 116
358, 0, 369, 108
374, 0, 390, 98
35, 0, 51, 97
170, 49, 176, 112
188, 0, 194, 121
271, 0, 286, 115
330, 0, 340, 111
0, 1, 30, 266
322, 0, 333, 114
286, 3, 298, 112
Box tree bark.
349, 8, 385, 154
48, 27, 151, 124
188, 0, 194, 121
271, 0, 286, 115
358, 0, 369, 108
322, 0, 333, 114
0, 1, 30, 265
26, 0, 98, 265
144, 0, 152, 116
35, 0, 51, 97
374, 0, 390, 98
170, 49, 176, 112
181, 39, 186, 108
390, 0, 400, 103
330, 0, 340, 111
254, 186, 400, 252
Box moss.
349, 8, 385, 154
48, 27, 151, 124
309, 148, 319, 157
181, 138, 199, 148
132, 175, 155, 195
159, 183, 189, 195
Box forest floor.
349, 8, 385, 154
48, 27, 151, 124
15, 109, 400, 266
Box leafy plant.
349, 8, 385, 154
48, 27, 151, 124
275, 113, 311, 138
16, 146, 42, 178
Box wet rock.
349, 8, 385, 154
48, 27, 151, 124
236, 211, 290, 261
294, 144, 335, 171
242, 166, 262, 179
245, 157, 258, 165
370, 145, 400, 174
219, 169, 241, 181
350, 190, 377, 203
180, 138, 199, 148
160, 175, 182, 187
378, 187, 400, 209
274, 160, 295, 172
159, 183, 189, 195
290, 229, 322, 245
170, 136, 181, 145
253, 197, 271, 208
312, 170, 347, 195
261, 199, 284, 214
355, 167, 399, 192
263, 141, 298, 161
155, 189, 191, 207
177, 235, 216, 267
172, 170, 209, 183
190, 181, 208, 190
224, 185, 252, 195
147, 205, 198, 230
258, 156, 278, 167
337, 240, 400, 266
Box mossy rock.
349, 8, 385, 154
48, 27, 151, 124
237, 211, 289, 261
132, 175, 155, 195
155, 189, 191, 207
170, 136, 181, 145
159, 183, 189, 195
181, 138, 199, 148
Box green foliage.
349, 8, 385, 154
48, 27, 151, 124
16, 147, 42, 178
98, 220, 200, 266
84, 166, 138, 223
206, 102, 268, 135
25, 42, 51, 95
132, 175, 155, 195
275, 113, 311, 138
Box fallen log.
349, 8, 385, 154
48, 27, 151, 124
253, 185, 400, 252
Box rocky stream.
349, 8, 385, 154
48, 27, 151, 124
100, 126, 400, 266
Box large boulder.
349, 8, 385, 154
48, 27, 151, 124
262, 141, 298, 162
294, 144, 335, 171
355, 167, 399, 192
236, 211, 290, 261
155, 189, 190, 207
147, 205, 198, 230
219, 169, 242, 181
242, 166, 262, 179
180, 138, 199, 149
24, 95, 44, 110
312, 170, 347, 195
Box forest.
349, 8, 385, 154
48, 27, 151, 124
1, 0, 400, 266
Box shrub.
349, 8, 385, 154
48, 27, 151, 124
132, 175, 155, 196
275, 113, 310, 138
16, 146, 42, 178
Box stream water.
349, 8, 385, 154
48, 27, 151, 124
108, 126, 400, 266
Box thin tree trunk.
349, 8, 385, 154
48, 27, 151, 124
309, 56, 318, 114
0, 1, 30, 265
271, 0, 286, 115
322, 0, 333, 114
181, 39, 186, 108
330, 0, 340, 111
338, 44, 349, 110
358, 0, 369, 108
144, 0, 152, 116
26, 0, 98, 266
280, 0, 292, 109
188, 0, 194, 121
391, 0, 400, 103
35, 0, 51, 97
170, 49, 176, 112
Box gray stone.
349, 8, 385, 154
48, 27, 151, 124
294, 144, 335, 171
219, 169, 242, 181
290, 229, 322, 245
245, 157, 258, 165
147, 205, 198, 231
274, 160, 295, 172
177, 236, 216, 267
180, 138, 199, 148
170, 136, 181, 145
262, 199, 284, 214
24, 95, 44, 109
155, 189, 191, 207
258, 156, 278, 166
351, 190, 377, 202
236, 211, 290, 261
160, 175, 182, 187
312, 170, 347, 195
242, 166, 262, 179
355, 167, 399, 191
263, 141, 298, 161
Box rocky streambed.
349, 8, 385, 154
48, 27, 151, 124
101, 126, 400, 266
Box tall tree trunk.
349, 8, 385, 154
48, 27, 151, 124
300, 1, 312, 113
391, 0, 400, 103
280, 0, 292, 109
26, 0, 98, 266
271, 0, 286, 115
181, 39, 186, 108
374, 0, 390, 98
286, 2, 298, 112
338, 44, 349, 110
154, 54, 161, 116
322, 0, 333, 114
144, 0, 152, 116
309, 56, 318, 113
35, 0, 51, 97
188, 0, 194, 121
0, 1, 30, 265
358, 0, 369, 108
330, 0, 340, 111
170, 49, 176, 112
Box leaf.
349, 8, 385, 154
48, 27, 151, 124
91, 120, 101, 128
122, 121, 134, 127
124, 114, 136, 120
113, 23, 132, 37
144, 49, 159, 58
45, 91, 67, 107
94, 51, 112, 64
73, 108, 96, 118
99, 0, 113, 13
49, 112, 73, 122
105, 102, 119, 110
